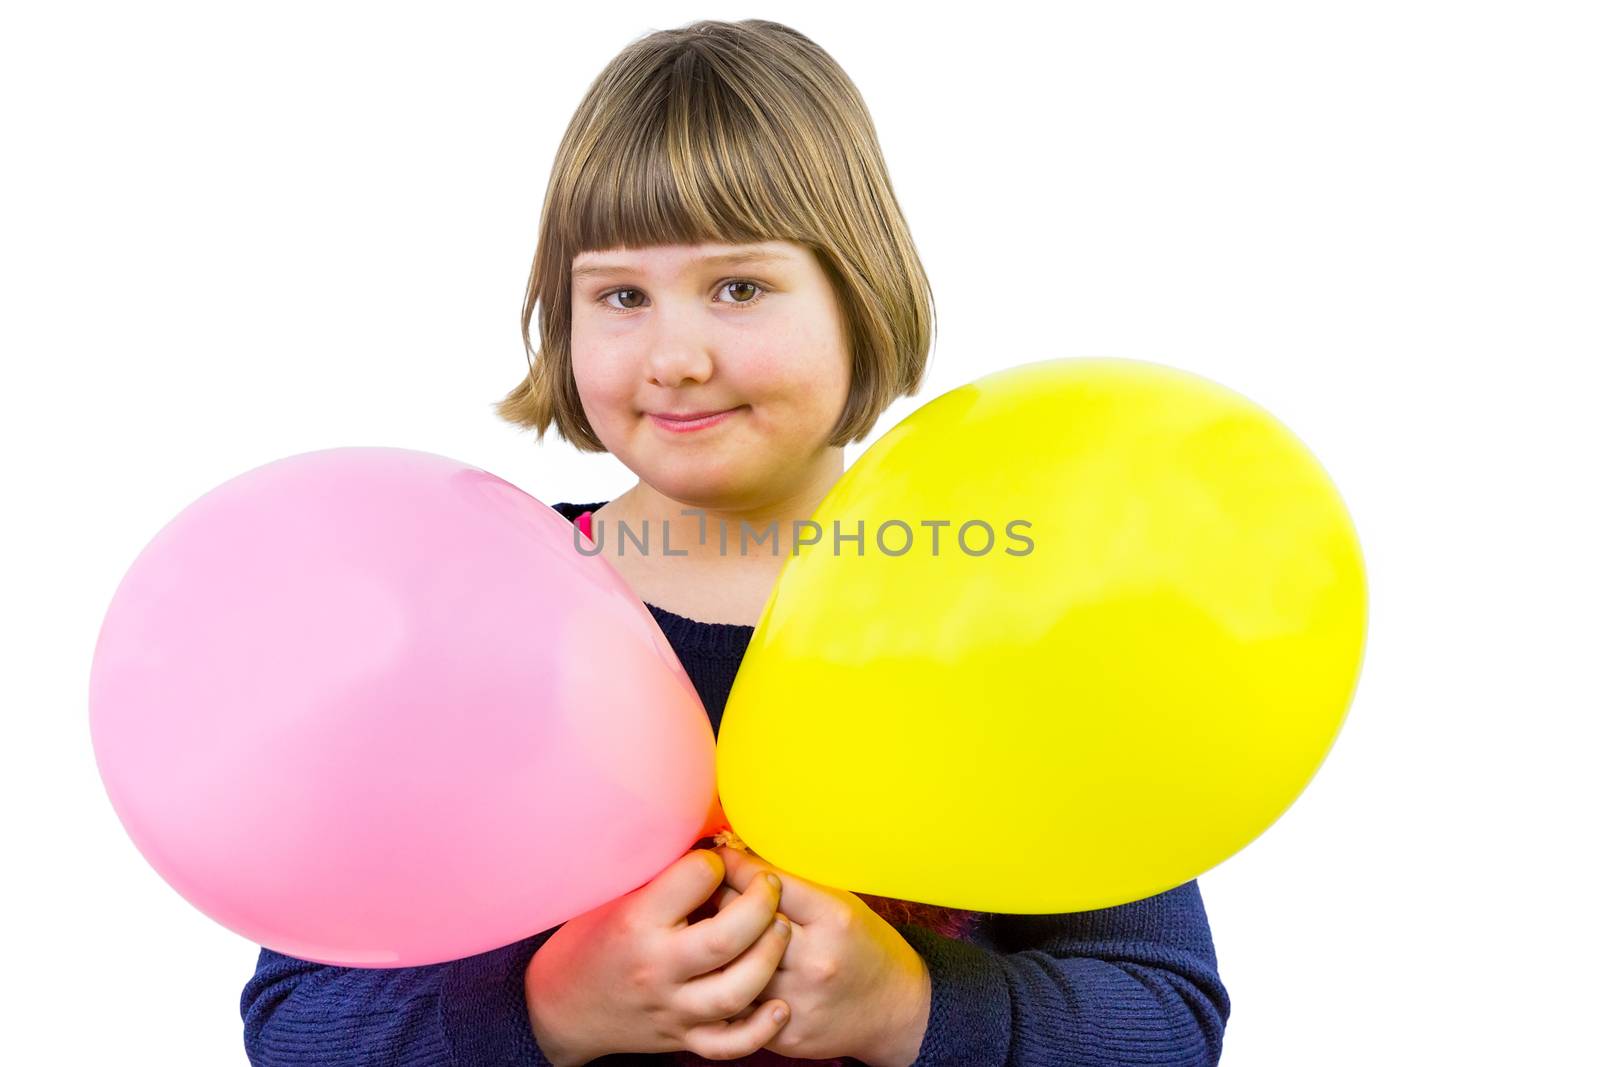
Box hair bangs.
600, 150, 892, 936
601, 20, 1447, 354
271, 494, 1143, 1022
560, 52, 810, 258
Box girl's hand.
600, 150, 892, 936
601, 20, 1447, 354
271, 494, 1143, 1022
523, 849, 793, 1065
710, 846, 932, 1067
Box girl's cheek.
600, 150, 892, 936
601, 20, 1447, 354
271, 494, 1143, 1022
571, 356, 628, 405
735, 347, 789, 389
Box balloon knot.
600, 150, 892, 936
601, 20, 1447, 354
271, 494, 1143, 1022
712, 828, 748, 852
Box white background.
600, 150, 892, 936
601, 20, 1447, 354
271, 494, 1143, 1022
4, 2, 1596, 1063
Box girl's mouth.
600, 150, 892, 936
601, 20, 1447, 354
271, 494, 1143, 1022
646, 406, 744, 434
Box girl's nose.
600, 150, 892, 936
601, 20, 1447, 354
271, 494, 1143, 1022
645, 338, 715, 388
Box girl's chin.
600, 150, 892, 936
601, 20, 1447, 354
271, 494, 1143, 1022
648, 470, 786, 515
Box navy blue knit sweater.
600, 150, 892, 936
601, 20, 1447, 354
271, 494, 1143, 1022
240, 500, 1230, 1066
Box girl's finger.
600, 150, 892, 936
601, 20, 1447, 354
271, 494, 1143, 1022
681, 1000, 791, 1061
718, 847, 823, 924
636, 850, 725, 928
677, 912, 790, 1021
675, 866, 782, 978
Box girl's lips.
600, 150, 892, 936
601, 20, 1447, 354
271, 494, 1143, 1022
646, 407, 743, 433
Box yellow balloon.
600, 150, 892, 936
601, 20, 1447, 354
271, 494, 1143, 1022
718, 357, 1367, 912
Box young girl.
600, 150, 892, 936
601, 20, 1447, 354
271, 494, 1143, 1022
241, 19, 1228, 1067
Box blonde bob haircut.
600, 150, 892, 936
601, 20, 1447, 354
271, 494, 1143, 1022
495, 18, 935, 452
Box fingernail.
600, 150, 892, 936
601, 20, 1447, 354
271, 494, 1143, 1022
775, 919, 790, 937
766, 873, 782, 892
772, 1004, 789, 1023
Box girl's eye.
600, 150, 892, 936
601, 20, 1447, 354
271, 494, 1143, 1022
721, 280, 764, 305
598, 280, 768, 313
602, 288, 647, 311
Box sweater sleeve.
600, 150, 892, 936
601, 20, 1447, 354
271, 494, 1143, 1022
892, 879, 1229, 1067
240, 928, 563, 1066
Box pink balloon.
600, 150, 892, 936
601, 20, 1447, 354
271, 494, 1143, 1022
90, 447, 719, 967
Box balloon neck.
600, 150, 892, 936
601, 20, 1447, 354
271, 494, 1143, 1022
697, 794, 732, 841
711, 827, 749, 852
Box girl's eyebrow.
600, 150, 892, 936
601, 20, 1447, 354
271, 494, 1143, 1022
572, 249, 791, 281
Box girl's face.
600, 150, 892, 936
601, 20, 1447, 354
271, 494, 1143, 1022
569, 240, 852, 508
